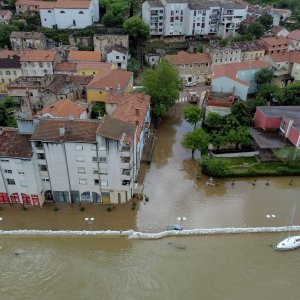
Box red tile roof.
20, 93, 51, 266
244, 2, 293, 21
76, 61, 112, 71
39, 0, 91, 9
269, 51, 300, 63
288, 30, 300, 41
55, 62, 77, 72
20, 50, 57, 62
107, 92, 150, 140
261, 36, 289, 47
0, 128, 32, 158
37, 99, 86, 118
213, 61, 272, 87
87, 69, 133, 90
0, 50, 19, 59
165, 51, 212, 65
68, 50, 101, 62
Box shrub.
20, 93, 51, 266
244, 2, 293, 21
200, 156, 229, 177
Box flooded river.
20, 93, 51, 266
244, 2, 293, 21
1, 104, 300, 299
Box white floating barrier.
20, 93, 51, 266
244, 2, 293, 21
0, 226, 300, 239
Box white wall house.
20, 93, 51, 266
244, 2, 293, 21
106, 45, 130, 70
39, 0, 99, 29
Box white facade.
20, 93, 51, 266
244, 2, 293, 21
40, 0, 99, 29
142, 0, 247, 37
107, 50, 129, 70
21, 60, 57, 77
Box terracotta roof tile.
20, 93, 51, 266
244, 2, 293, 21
288, 30, 300, 41
76, 61, 112, 71
31, 119, 99, 142
165, 51, 212, 65
20, 50, 57, 62
213, 61, 272, 87
87, 69, 133, 90
96, 114, 135, 145
261, 36, 289, 47
0, 50, 19, 59
68, 50, 101, 62
37, 99, 86, 118
107, 92, 150, 140
55, 62, 77, 72
269, 51, 300, 63
0, 128, 32, 158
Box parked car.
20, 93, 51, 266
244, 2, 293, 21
185, 82, 196, 87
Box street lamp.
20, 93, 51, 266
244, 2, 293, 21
84, 217, 94, 231
176, 217, 187, 231
266, 214, 276, 227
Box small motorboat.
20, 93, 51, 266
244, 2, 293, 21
275, 236, 300, 251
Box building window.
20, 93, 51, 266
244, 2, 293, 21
79, 179, 87, 185
99, 157, 107, 163
1, 159, 9, 162
93, 168, 98, 174
79, 11, 84, 14
100, 168, 108, 175
76, 155, 84, 162
39, 165, 47, 171
94, 179, 99, 185
18, 170, 25, 175
35, 141, 43, 148
41, 177, 50, 182
60, 10, 65, 13
6, 179, 15, 185
5, 71, 10, 75
101, 180, 108, 186
78, 167, 86, 173
37, 153, 45, 159
92, 157, 98, 162
48, 10, 52, 13
4, 169, 12, 174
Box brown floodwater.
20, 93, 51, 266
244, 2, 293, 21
1, 103, 300, 299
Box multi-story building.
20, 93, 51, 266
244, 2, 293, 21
165, 51, 212, 83
10, 31, 47, 51
204, 43, 241, 65
20, 50, 61, 77
261, 36, 289, 54
234, 40, 265, 61
15, 0, 43, 16
142, 0, 248, 38
0, 54, 22, 86
106, 45, 130, 70
39, 0, 99, 29
0, 92, 151, 206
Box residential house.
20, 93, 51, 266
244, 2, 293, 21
106, 45, 130, 70
39, 0, 99, 29
68, 50, 101, 63
0, 127, 43, 206
142, 0, 248, 38
290, 52, 300, 81
10, 31, 47, 51
234, 40, 265, 62
165, 51, 212, 84
93, 34, 129, 59
204, 43, 241, 66
261, 36, 289, 54
75, 62, 113, 76
253, 106, 300, 148
20, 50, 61, 77
288, 30, 300, 51
86, 69, 133, 102
271, 26, 289, 37
105, 92, 151, 170
144, 53, 160, 68
0, 9, 12, 23
0, 54, 22, 87
15, 0, 43, 16
212, 61, 272, 100
36, 99, 89, 120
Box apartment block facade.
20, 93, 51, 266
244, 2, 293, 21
142, 0, 248, 38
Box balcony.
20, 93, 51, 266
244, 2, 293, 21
121, 169, 132, 180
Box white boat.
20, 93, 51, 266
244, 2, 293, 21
275, 204, 300, 251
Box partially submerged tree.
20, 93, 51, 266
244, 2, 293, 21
141, 59, 181, 120
183, 105, 202, 130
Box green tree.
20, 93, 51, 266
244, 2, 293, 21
258, 14, 273, 30
127, 57, 141, 76
256, 83, 280, 101
0, 106, 7, 126
277, 81, 300, 105
182, 127, 209, 157
141, 59, 181, 119
247, 97, 268, 115
230, 100, 252, 126
204, 112, 225, 129
102, 1, 128, 27
183, 105, 202, 130
254, 68, 274, 86
248, 22, 265, 39
227, 126, 252, 150
0, 23, 18, 48
209, 131, 227, 151
91, 103, 106, 119
200, 156, 229, 177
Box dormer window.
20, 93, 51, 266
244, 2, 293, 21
60, 10, 65, 13
79, 11, 84, 14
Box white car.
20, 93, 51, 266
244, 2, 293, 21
185, 82, 196, 87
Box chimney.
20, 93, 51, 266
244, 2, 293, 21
135, 108, 140, 116
59, 125, 65, 136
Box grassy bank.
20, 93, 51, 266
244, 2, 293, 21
201, 157, 300, 177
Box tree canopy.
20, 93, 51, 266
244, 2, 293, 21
182, 127, 209, 157
124, 16, 150, 42
183, 105, 202, 130
141, 59, 181, 118
277, 81, 300, 105
254, 68, 274, 86
247, 22, 265, 39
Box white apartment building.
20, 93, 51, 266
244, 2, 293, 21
39, 0, 99, 29
0, 92, 151, 206
142, 0, 248, 38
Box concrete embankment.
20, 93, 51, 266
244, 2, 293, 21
0, 226, 299, 239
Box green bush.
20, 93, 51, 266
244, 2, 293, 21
200, 156, 230, 177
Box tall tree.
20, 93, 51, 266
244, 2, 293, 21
141, 59, 181, 119
183, 105, 202, 130
278, 81, 300, 105
227, 127, 252, 150
258, 14, 273, 30
254, 68, 274, 86
182, 127, 209, 158
230, 100, 252, 126
204, 112, 225, 129
0, 106, 8, 126
247, 22, 265, 39
256, 83, 280, 102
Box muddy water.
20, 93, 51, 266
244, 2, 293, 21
1, 234, 300, 300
